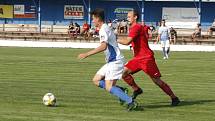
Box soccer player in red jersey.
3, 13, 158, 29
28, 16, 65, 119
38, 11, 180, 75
117, 10, 180, 106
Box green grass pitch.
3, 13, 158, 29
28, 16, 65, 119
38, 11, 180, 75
0, 47, 215, 121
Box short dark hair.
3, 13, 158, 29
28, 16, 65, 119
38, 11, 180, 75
91, 8, 105, 22
161, 19, 166, 22
129, 9, 139, 21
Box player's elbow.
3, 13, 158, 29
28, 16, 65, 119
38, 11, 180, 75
119, 41, 130, 45
100, 43, 107, 51
124, 41, 131, 45
102, 46, 107, 51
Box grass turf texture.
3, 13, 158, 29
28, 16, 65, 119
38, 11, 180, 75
0, 47, 215, 121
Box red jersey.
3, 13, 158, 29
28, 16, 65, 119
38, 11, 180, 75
128, 23, 154, 59
143, 25, 150, 39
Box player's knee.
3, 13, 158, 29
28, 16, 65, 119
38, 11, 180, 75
122, 74, 126, 79
122, 73, 132, 81
105, 85, 111, 92
122, 72, 129, 79
92, 79, 99, 86
151, 77, 162, 85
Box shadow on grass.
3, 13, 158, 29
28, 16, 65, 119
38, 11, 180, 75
43, 104, 68, 108
139, 99, 215, 109
133, 105, 145, 111
179, 99, 215, 106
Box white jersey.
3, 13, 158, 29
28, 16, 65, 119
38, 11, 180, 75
99, 24, 124, 63
158, 26, 170, 41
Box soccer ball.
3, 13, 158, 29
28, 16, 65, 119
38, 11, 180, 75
42, 93, 56, 106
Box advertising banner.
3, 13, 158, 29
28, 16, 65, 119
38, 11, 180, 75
14, 5, 24, 14
114, 8, 133, 20
162, 7, 199, 28
0, 5, 13, 18
64, 5, 84, 19
14, 5, 36, 18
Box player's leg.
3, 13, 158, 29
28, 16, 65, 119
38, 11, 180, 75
166, 40, 170, 59
122, 60, 143, 99
116, 85, 129, 105
93, 64, 108, 89
105, 79, 138, 111
151, 77, 176, 98
105, 80, 132, 103
92, 73, 126, 91
151, 77, 180, 106
142, 59, 180, 106
161, 41, 167, 59
92, 74, 105, 89
106, 60, 138, 110
94, 62, 130, 92
122, 67, 140, 91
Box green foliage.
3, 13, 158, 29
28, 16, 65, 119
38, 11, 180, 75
0, 47, 215, 121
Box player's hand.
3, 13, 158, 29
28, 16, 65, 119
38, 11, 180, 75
78, 53, 88, 60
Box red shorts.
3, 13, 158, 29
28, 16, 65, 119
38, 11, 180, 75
125, 58, 161, 78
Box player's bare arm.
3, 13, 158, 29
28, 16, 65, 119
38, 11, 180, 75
78, 42, 107, 59
156, 34, 160, 43
117, 36, 133, 45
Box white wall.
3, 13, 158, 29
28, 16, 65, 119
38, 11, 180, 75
0, 40, 215, 52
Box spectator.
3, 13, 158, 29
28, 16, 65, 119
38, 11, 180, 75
18, 24, 25, 31
81, 21, 90, 39
149, 24, 156, 32
169, 27, 177, 44
191, 23, 201, 41
82, 21, 90, 33
68, 22, 76, 37
111, 19, 120, 35
107, 19, 112, 28
156, 21, 161, 31
74, 23, 80, 36
208, 19, 215, 36
118, 19, 127, 34
89, 26, 99, 38
88, 27, 95, 38
149, 24, 156, 43
94, 27, 100, 37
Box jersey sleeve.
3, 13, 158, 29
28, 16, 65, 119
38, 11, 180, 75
99, 29, 108, 43
128, 25, 140, 39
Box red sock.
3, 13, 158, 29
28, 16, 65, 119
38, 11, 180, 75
123, 74, 140, 91
159, 80, 176, 99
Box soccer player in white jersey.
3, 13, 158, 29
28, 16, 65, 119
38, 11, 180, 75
156, 19, 170, 59
78, 8, 137, 111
